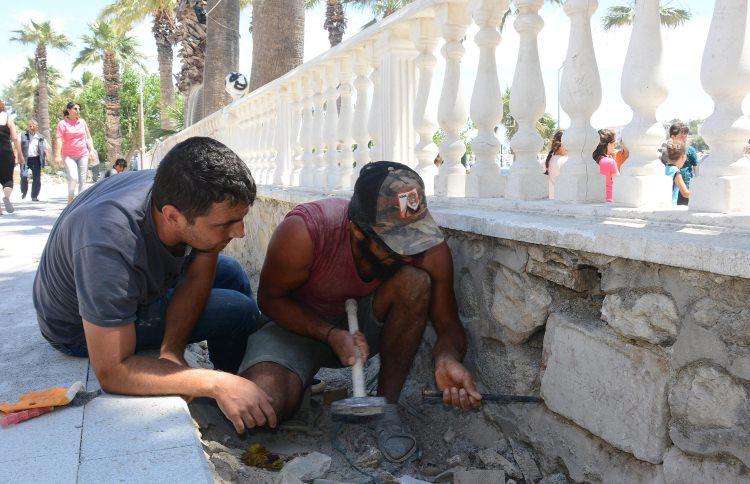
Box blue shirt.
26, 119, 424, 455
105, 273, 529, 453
665, 164, 680, 205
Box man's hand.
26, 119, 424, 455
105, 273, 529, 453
54, 155, 62, 167
328, 328, 369, 366
213, 373, 277, 433
434, 355, 482, 409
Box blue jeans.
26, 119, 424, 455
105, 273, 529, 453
52, 255, 261, 374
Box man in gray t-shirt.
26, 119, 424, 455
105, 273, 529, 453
34, 137, 277, 433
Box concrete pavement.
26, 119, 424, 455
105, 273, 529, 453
0, 180, 212, 484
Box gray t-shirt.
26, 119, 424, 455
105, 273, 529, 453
33, 170, 192, 345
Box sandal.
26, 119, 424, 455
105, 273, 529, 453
370, 405, 419, 463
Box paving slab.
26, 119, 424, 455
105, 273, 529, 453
0, 405, 84, 464
78, 443, 213, 484
0, 451, 80, 484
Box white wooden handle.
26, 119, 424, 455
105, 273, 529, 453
344, 298, 365, 398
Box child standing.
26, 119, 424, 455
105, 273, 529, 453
665, 140, 690, 205
593, 129, 619, 203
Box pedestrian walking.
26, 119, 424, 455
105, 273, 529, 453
0, 99, 24, 214
593, 129, 620, 203
20, 119, 51, 201
54, 102, 97, 204
544, 130, 567, 200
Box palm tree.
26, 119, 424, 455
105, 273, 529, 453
249, 0, 305, 91
100, 0, 178, 130
202, 0, 239, 118
16, 58, 63, 124
602, 1, 692, 31
305, 0, 408, 47
174, 0, 206, 98
10, 21, 72, 146
61, 71, 97, 100
74, 22, 142, 162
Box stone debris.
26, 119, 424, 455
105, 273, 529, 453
446, 454, 462, 466
312, 480, 357, 484
453, 469, 505, 484
277, 452, 332, 482
601, 292, 679, 345
398, 476, 431, 484
538, 473, 568, 484
475, 448, 523, 480
354, 445, 382, 469
443, 427, 456, 443
511, 440, 543, 483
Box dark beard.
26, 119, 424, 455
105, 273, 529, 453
357, 237, 403, 282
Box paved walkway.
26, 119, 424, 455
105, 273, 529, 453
0, 181, 212, 483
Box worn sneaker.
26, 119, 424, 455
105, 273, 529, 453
32, 197, 39, 202
2, 197, 14, 213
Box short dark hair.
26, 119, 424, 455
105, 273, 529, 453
152, 137, 256, 222
114, 158, 127, 168
64, 101, 80, 117
666, 140, 686, 162
669, 121, 689, 137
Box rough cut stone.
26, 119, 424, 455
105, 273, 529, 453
662, 446, 750, 484
526, 246, 600, 292
541, 313, 671, 463
475, 448, 522, 479
539, 473, 568, 484
672, 319, 731, 369
278, 452, 331, 482
493, 242, 529, 273
691, 294, 750, 346
489, 268, 551, 344
668, 365, 750, 467
474, 336, 542, 395
600, 259, 660, 293
600, 292, 679, 345
483, 404, 664, 484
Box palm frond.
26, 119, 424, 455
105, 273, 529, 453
602, 5, 634, 31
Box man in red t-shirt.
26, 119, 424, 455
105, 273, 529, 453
239, 161, 480, 462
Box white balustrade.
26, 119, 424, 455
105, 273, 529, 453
435, 0, 471, 197
337, 54, 356, 189
690, 0, 750, 213
505, 0, 548, 200
149, 0, 749, 216
299, 75, 316, 187
466, 0, 507, 198
612, 0, 670, 207
324, 62, 341, 189
290, 78, 305, 187
555, 0, 602, 202
352, 45, 372, 185
411, 13, 440, 195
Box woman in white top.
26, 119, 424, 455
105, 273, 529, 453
0, 99, 24, 214
545, 130, 568, 200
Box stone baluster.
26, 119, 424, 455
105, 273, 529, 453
690, 0, 750, 213
312, 71, 328, 188
378, 23, 418, 167
613, 0, 670, 206
435, 1, 471, 197
323, 62, 341, 189
555, 0, 603, 202
466, 0, 507, 198
336, 54, 356, 189
299, 75, 316, 187
267, 92, 280, 185
505, 0, 549, 200
246, 100, 260, 177
411, 13, 440, 195
352, 45, 373, 185
258, 96, 271, 185
289, 79, 305, 187
368, 39, 383, 163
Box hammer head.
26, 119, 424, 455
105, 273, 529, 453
330, 396, 387, 421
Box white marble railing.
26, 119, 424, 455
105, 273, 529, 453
153, 0, 750, 214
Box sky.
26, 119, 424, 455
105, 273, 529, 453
0, 0, 736, 132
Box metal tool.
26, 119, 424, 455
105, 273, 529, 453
422, 389, 542, 404
330, 299, 387, 419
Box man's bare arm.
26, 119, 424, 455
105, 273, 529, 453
84, 320, 278, 432
421, 242, 481, 408
160, 251, 217, 364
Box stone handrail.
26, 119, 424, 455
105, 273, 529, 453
153, 0, 750, 215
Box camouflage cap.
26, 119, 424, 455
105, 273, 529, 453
348, 161, 444, 256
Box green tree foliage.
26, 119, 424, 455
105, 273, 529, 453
602, 1, 692, 31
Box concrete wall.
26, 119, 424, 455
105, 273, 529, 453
226, 195, 750, 484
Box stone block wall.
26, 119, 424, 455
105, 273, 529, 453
227, 196, 750, 483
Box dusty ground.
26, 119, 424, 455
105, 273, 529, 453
186, 340, 565, 484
